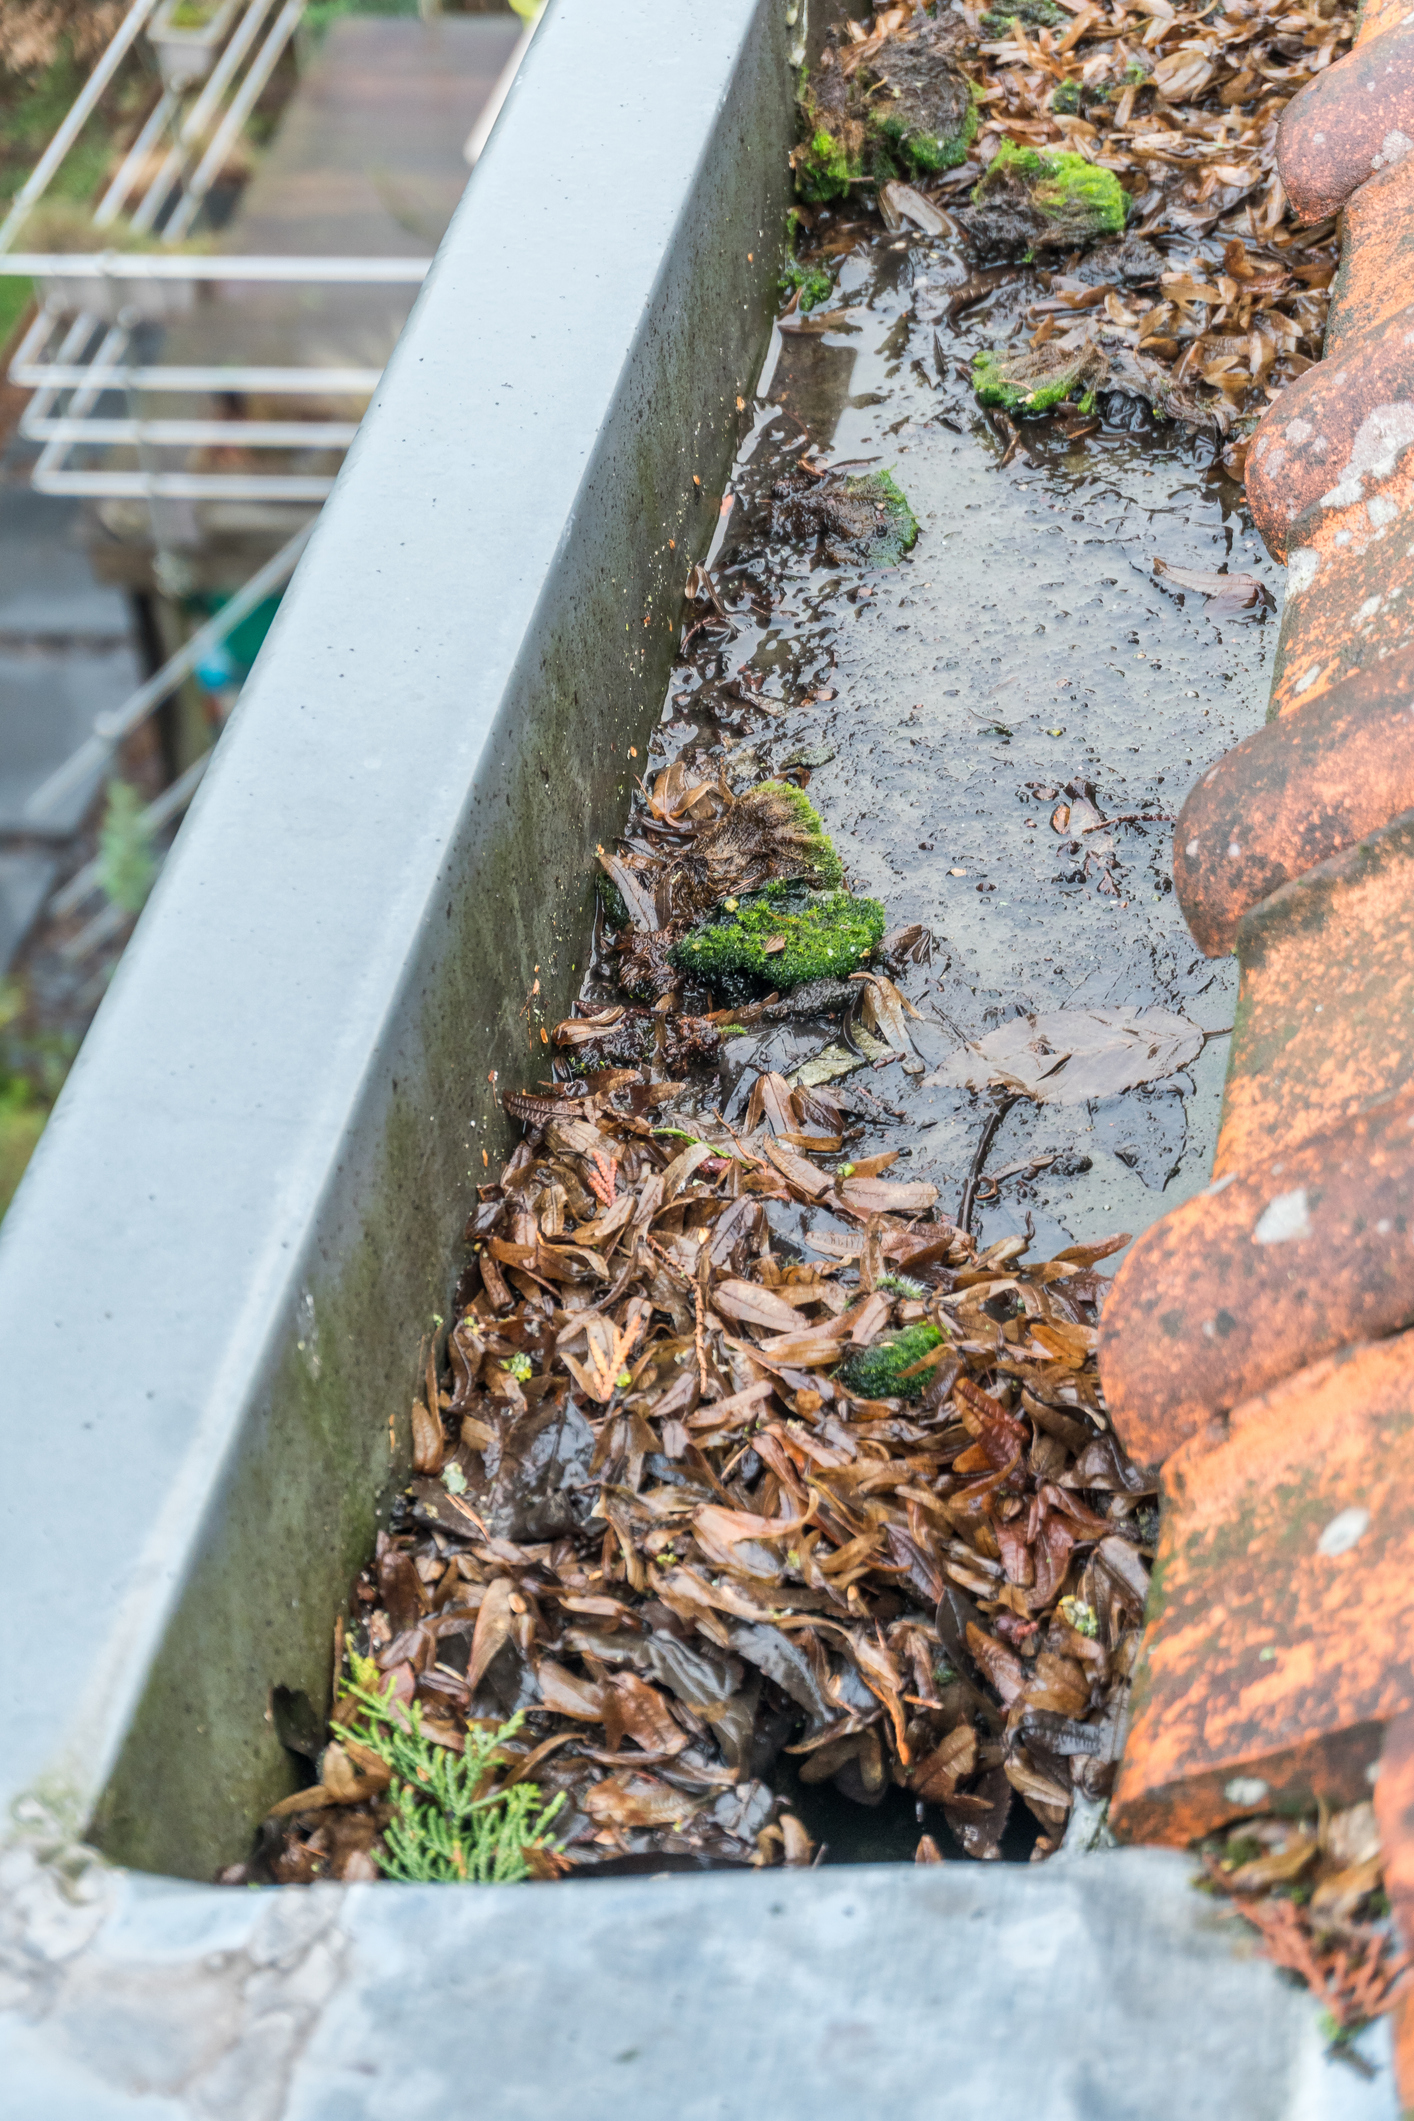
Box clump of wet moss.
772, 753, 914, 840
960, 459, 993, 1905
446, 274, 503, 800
780, 257, 834, 311
792, 14, 976, 202
981, 0, 1066, 32
598, 875, 631, 930
852, 470, 919, 565
658, 778, 844, 928
670, 880, 886, 1001
973, 340, 1105, 414
752, 780, 844, 889
794, 113, 862, 206
977, 143, 1127, 240
837, 1321, 946, 1400
958, 142, 1129, 260
869, 75, 978, 180
769, 467, 918, 567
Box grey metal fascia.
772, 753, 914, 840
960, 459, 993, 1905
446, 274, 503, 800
0, 0, 793, 1877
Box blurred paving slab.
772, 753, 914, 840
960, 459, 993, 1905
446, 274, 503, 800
165, 15, 523, 377
0, 492, 133, 643
0, 851, 58, 976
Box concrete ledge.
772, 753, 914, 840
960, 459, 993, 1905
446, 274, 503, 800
0, 0, 793, 1882
0, 1834, 1392, 2120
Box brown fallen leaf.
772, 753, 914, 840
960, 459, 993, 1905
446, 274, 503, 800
583, 1775, 705, 1829
1153, 558, 1268, 611
1308, 1854, 1383, 1921
410, 1398, 445, 1475
910, 1724, 979, 1802
712, 1279, 810, 1332
935, 1007, 1204, 1104
536, 1658, 607, 1721
467, 1576, 515, 1693
878, 179, 949, 236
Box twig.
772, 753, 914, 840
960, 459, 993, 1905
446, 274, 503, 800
959, 1092, 1019, 1235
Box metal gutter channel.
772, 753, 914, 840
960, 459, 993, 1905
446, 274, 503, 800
0, 1, 1394, 2112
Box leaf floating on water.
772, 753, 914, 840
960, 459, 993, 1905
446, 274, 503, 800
1153, 558, 1269, 614
935, 1007, 1204, 1104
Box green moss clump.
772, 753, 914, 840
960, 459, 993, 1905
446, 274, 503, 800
837, 1322, 946, 1400
671, 881, 885, 998
849, 469, 919, 565
1050, 80, 1082, 114
796, 122, 860, 205
981, 0, 1066, 29
597, 875, 630, 930
973, 343, 1102, 414
870, 85, 978, 177
975, 143, 1127, 240
780, 258, 834, 311
793, 18, 975, 200
753, 778, 845, 890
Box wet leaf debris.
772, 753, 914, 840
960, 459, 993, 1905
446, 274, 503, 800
794, 0, 1355, 460
242, 767, 1161, 1886
1198, 1804, 1410, 2055
253, 1050, 1152, 1884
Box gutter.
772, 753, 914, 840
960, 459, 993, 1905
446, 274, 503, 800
0, 0, 1395, 2111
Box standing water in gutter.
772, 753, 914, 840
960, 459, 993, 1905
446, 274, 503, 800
245, 0, 1398, 1981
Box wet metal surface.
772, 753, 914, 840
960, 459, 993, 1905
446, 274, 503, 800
603, 216, 1282, 1264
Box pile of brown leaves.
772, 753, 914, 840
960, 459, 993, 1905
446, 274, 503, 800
262, 1054, 1154, 1882
1201, 1806, 1410, 2043
820, 0, 1355, 461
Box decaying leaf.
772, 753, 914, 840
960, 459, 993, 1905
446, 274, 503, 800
935, 1007, 1204, 1104
1153, 558, 1269, 612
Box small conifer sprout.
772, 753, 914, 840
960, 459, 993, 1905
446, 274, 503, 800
342, 1663, 564, 1884
97, 780, 156, 915
877, 1270, 926, 1300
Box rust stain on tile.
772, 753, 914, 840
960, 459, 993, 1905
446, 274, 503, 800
1277, 23, 1414, 224
1267, 522, 1414, 718
1326, 155, 1414, 357
1374, 1711, 1414, 2106
1173, 648, 1414, 956
1214, 814, 1414, 1177
1100, 1088, 1414, 1465
1110, 1334, 1414, 1847
1246, 303, 1414, 564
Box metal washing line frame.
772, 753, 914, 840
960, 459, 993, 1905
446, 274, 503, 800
0, 0, 476, 961
0, 0, 437, 501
